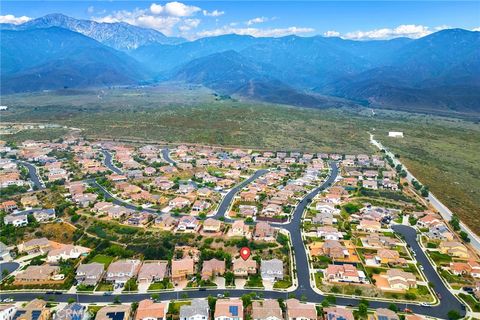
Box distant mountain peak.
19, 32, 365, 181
4, 13, 185, 50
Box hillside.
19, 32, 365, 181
0, 27, 149, 93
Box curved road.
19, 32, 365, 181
15, 160, 45, 190
213, 169, 269, 220
161, 148, 176, 166
370, 133, 480, 252
101, 150, 123, 174
3, 161, 466, 318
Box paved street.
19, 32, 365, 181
15, 160, 45, 189
161, 148, 176, 165
369, 133, 480, 252
3, 158, 467, 319
100, 149, 123, 174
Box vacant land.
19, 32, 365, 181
2, 86, 479, 233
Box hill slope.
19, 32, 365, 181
1, 27, 149, 93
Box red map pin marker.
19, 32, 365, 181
240, 247, 251, 261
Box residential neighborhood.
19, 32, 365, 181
0, 135, 475, 320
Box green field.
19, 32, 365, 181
2, 86, 479, 234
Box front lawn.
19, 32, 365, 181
245, 275, 264, 288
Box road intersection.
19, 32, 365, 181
2, 157, 467, 319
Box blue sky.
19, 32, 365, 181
1, 1, 479, 39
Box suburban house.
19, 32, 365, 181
154, 214, 178, 231
323, 307, 354, 320
75, 262, 105, 287
362, 180, 378, 190
324, 264, 366, 284
14, 265, 64, 285
214, 299, 244, 320
227, 220, 251, 238
95, 305, 131, 320
32, 209, 56, 222
3, 213, 28, 227
449, 260, 480, 278
11, 299, 50, 320
20, 195, 39, 208
138, 261, 169, 284
55, 303, 88, 320
376, 249, 401, 264
374, 308, 399, 320
254, 222, 276, 241
309, 240, 348, 259
135, 299, 167, 320
18, 238, 51, 254
358, 219, 382, 232
0, 305, 17, 320
439, 241, 469, 258
285, 299, 317, 320
46, 244, 90, 263
177, 216, 200, 232
171, 258, 195, 282
169, 197, 191, 209
105, 259, 141, 286
201, 258, 226, 280
376, 269, 417, 291
203, 218, 222, 233
233, 258, 257, 277
260, 259, 284, 281
179, 299, 209, 320
251, 299, 283, 320
316, 227, 343, 240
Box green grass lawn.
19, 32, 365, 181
89, 254, 115, 267
273, 278, 293, 289
427, 251, 453, 264
245, 274, 264, 288
95, 282, 113, 292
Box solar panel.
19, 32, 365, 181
229, 306, 238, 316
378, 316, 388, 320
12, 310, 26, 320
106, 312, 125, 320
31, 310, 42, 320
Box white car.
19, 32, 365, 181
3, 298, 13, 302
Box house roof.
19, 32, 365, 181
214, 299, 243, 318
179, 299, 209, 319
285, 299, 317, 320
135, 299, 167, 320
252, 299, 282, 320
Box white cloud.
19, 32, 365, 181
93, 8, 182, 35
94, 2, 206, 35
203, 10, 224, 17
150, 3, 164, 15
196, 26, 314, 38
246, 17, 269, 26
323, 30, 340, 37
179, 18, 200, 32
0, 14, 31, 25
149, 2, 200, 17
342, 24, 436, 40
87, 6, 95, 14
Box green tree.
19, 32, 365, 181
447, 310, 461, 320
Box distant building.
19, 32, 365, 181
388, 132, 404, 138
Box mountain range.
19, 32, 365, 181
1, 13, 479, 115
